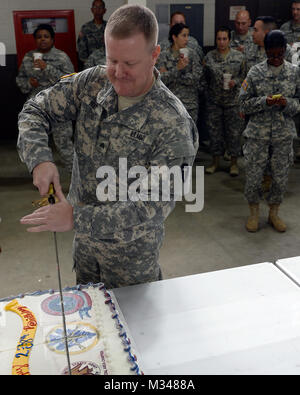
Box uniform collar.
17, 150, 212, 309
96, 68, 162, 129
261, 59, 288, 77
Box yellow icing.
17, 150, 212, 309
5, 299, 37, 375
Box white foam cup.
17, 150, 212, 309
33, 52, 43, 70
223, 73, 232, 90
179, 48, 189, 58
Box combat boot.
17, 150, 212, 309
205, 156, 220, 174
246, 203, 259, 232
268, 204, 286, 232
229, 156, 239, 177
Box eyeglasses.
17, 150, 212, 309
92, 6, 104, 10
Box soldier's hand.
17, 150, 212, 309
266, 95, 277, 106
277, 96, 287, 107
177, 54, 189, 70
34, 59, 47, 70
32, 161, 63, 200
29, 77, 39, 88
20, 199, 74, 233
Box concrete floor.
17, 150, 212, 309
1, 141, 300, 299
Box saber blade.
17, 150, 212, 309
52, 231, 72, 375
48, 189, 72, 375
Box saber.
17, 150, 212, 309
48, 186, 72, 375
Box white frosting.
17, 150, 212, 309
0, 285, 142, 375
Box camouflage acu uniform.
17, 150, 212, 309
157, 47, 205, 123
16, 47, 75, 172
204, 48, 246, 157
77, 20, 107, 63
280, 20, 300, 44
84, 48, 106, 70
159, 35, 204, 62
239, 60, 300, 204
17, 66, 198, 289
230, 29, 254, 52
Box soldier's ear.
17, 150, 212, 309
152, 45, 161, 65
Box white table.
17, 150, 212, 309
275, 256, 300, 286
113, 262, 300, 375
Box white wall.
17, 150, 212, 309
1, 0, 125, 54
147, 0, 215, 46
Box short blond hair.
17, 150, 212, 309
105, 5, 158, 49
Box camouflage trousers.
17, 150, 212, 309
72, 226, 164, 289
206, 102, 244, 157
52, 121, 74, 173
243, 138, 293, 204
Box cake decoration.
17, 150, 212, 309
41, 290, 92, 319
46, 322, 99, 355
0, 283, 143, 375
5, 299, 37, 375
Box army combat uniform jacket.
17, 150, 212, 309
16, 47, 74, 97
204, 48, 246, 107
77, 20, 107, 63
280, 20, 300, 45
16, 46, 75, 172
245, 43, 293, 73
17, 67, 198, 243
157, 46, 205, 123
239, 60, 300, 141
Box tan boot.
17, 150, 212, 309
246, 203, 259, 232
205, 156, 220, 174
230, 156, 239, 177
268, 204, 286, 232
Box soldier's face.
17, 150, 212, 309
216, 31, 230, 51
266, 47, 286, 67
252, 21, 265, 46
35, 30, 54, 53
292, 3, 300, 23
173, 28, 189, 49
170, 14, 185, 27
235, 14, 251, 35
105, 33, 160, 97
91, 0, 106, 19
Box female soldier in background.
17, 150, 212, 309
157, 23, 204, 124
204, 27, 246, 176
16, 24, 75, 173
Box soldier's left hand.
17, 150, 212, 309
20, 198, 74, 233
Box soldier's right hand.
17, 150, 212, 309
32, 161, 63, 200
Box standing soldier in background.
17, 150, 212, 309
77, 0, 107, 66
16, 24, 74, 173
157, 23, 205, 124
204, 27, 246, 177
280, 1, 300, 45
230, 10, 253, 53
159, 11, 204, 62
239, 31, 300, 233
